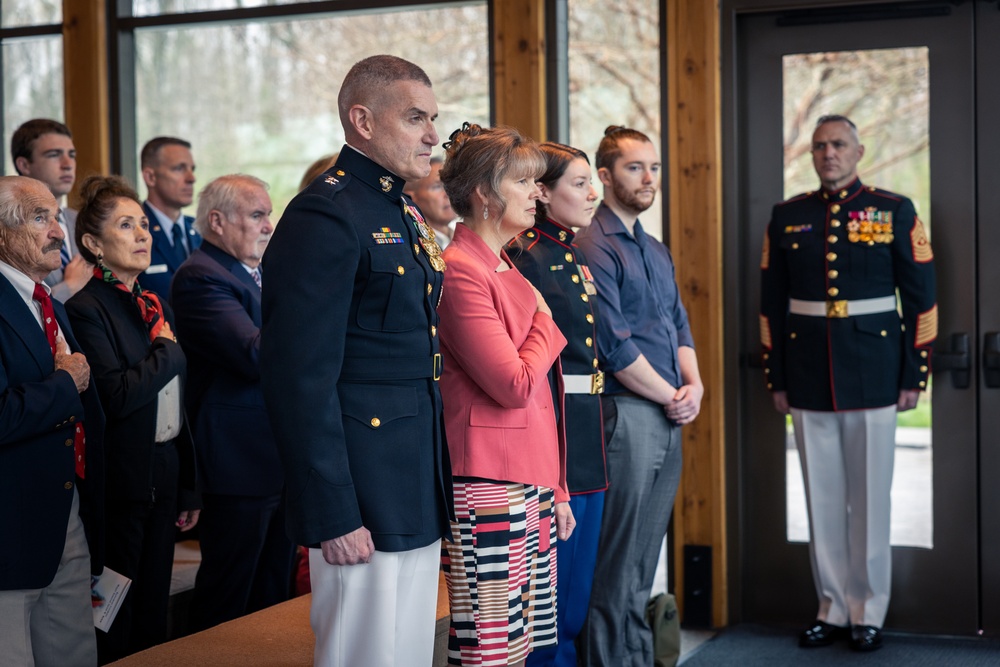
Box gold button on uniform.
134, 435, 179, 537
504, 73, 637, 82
828, 287, 839, 297
526, 231, 535, 238
581, 294, 589, 303
427, 283, 432, 295
827, 252, 837, 262
431, 326, 437, 337
586, 314, 594, 324
69, 416, 75, 422
921, 350, 928, 358
413, 243, 420, 255
592, 359, 599, 369
64, 482, 73, 490
919, 380, 927, 388
880, 330, 887, 337
370, 417, 381, 428
564, 252, 574, 263
828, 270, 839, 279
791, 243, 799, 250
920, 365, 928, 372
827, 235, 838, 244
767, 382, 773, 389
790, 332, 797, 339
831, 220, 841, 228
585, 337, 593, 347
571, 274, 580, 284
65, 438, 73, 446
763, 353, 769, 360
396, 266, 405, 275
831, 204, 841, 213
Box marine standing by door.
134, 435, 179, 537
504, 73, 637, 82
760, 114, 937, 651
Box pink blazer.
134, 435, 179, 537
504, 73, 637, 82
438, 224, 569, 503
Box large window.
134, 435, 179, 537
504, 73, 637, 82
782, 47, 932, 549
567, 0, 661, 236
1, 5, 64, 175
130, 3, 490, 218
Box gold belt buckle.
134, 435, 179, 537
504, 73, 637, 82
590, 371, 605, 395
433, 353, 442, 381
826, 299, 848, 318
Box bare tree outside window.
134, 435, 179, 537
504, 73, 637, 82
134, 4, 490, 218
2, 37, 64, 175
2, 0, 61, 28
568, 0, 662, 238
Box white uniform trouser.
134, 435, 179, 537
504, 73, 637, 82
308, 539, 440, 667
791, 405, 896, 628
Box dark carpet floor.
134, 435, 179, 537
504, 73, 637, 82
680, 624, 1000, 666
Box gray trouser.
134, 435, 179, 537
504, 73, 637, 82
580, 395, 682, 667
792, 405, 896, 628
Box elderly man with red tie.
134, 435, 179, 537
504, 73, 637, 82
0, 175, 105, 667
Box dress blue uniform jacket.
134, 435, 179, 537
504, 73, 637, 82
139, 201, 201, 299
506, 219, 608, 494
760, 178, 937, 411
0, 271, 106, 589
171, 241, 284, 497
260, 146, 453, 552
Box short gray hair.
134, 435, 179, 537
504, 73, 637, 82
816, 114, 860, 142
338, 55, 432, 128
193, 174, 268, 236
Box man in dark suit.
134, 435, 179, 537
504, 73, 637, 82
171, 174, 294, 631
260, 55, 453, 667
138, 136, 201, 297
760, 115, 937, 651
0, 175, 105, 667
11, 118, 92, 302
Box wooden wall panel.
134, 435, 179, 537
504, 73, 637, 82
492, 0, 546, 141
666, 0, 728, 627
62, 0, 110, 207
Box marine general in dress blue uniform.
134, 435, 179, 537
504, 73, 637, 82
760, 115, 936, 652
259, 55, 452, 667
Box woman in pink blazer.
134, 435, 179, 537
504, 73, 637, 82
436, 124, 575, 667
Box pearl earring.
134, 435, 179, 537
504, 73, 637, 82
483, 204, 489, 220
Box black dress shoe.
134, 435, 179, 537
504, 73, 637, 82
799, 620, 848, 647
850, 625, 883, 651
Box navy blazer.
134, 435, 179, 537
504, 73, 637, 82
66, 278, 199, 509
260, 147, 452, 552
139, 201, 202, 299
171, 241, 284, 497
0, 272, 106, 589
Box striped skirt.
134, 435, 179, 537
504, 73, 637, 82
442, 480, 558, 666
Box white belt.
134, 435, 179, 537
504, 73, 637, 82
789, 295, 897, 319
564, 372, 605, 395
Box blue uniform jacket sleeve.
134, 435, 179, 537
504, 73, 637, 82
260, 192, 362, 547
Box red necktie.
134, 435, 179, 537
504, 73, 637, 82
33, 284, 86, 479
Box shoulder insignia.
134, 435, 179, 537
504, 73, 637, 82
915, 304, 937, 347
760, 233, 770, 270
910, 217, 933, 263
865, 185, 904, 202
305, 170, 351, 199
776, 192, 812, 207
